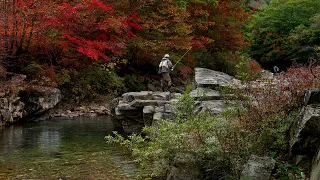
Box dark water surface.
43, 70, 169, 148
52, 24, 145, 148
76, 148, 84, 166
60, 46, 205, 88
0, 116, 136, 180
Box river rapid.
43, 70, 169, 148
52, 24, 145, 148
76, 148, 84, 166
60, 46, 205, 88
0, 116, 136, 180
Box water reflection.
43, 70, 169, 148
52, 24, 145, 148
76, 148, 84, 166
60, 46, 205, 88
0, 116, 136, 179
38, 131, 60, 155
0, 125, 24, 156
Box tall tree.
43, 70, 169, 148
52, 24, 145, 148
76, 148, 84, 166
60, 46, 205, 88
248, 0, 320, 69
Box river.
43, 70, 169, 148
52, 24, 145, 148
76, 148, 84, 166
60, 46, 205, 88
0, 116, 137, 180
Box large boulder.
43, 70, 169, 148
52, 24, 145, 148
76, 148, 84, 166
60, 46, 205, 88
291, 104, 320, 156
1, 85, 61, 126
0, 95, 25, 125
189, 88, 221, 101
110, 91, 173, 134
291, 88, 320, 180
19, 86, 61, 117
303, 88, 320, 106
194, 68, 240, 89
241, 155, 276, 180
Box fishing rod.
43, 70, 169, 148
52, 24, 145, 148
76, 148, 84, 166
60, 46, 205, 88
172, 48, 192, 69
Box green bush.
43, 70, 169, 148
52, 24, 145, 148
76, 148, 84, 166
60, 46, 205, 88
82, 64, 124, 93
23, 61, 44, 79
254, 112, 299, 154
106, 93, 233, 179
272, 162, 305, 180
57, 63, 124, 102
123, 74, 145, 92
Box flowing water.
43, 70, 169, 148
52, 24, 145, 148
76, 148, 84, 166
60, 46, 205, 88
0, 116, 137, 180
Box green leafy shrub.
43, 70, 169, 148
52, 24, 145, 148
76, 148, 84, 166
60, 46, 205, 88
106, 93, 233, 179
255, 113, 299, 154
23, 61, 44, 79
57, 63, 124, 102
82, 64, 124, 93
272, 162, 305, 180
123, 74, 145, 92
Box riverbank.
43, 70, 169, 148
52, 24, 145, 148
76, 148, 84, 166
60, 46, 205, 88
38, 94, 115, 120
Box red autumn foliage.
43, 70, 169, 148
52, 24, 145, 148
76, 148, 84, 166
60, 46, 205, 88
239, 65, 320, 131
178, 65, 193, 79
42, 1, 141, 62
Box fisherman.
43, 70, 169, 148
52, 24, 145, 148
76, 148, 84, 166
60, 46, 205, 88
158, 54, 173, 92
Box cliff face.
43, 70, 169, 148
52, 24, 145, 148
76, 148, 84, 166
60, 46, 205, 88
0, 74, 61, 126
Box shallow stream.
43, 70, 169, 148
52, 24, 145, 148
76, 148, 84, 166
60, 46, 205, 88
0, 116, 136, 180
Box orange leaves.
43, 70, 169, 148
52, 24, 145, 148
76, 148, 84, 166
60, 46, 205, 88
178, 65, 193, 78
40, 1, 141, 62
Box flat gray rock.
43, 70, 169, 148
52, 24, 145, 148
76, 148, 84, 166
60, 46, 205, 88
195, 68, 235, 88
189, 88, 221, 101
241, 155, 275, 180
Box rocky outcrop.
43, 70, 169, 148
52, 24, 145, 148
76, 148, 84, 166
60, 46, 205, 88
194, 67, 240, 89
111, 68, 235, 134
0, 84, 61, 126
20, 86, 62, 117
291, 104, 320, 156
290, 88, 320, 180
0, 95, 25, 126
241, 155, 276, 180
291, 89, 320, 157
110, 91, 178, 134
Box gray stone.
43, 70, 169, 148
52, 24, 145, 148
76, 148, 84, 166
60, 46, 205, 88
189, 88, 221, 101
122, 120, 145, 134
20, 86, 61, 116
153, 112, 164, 121
2, 111, 13, 122
122, 91, 153, 102
117, 103, 138, 111
170, 99, 179, 105
196, 100, 225, 115
241, 155, 275, 180
115, 107, 122, 116
195, 68, 237, 89
172, 93, 182, 99
155, 106, 164, 113
0, 95, 26, 126
143, 106, 155, 126
164, 104, 173, 113
303, 88, 320, 105
152, 92, 171, 101
130, 100, 168, 107
291, 105, 320, 156
143, 106, 155, 114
